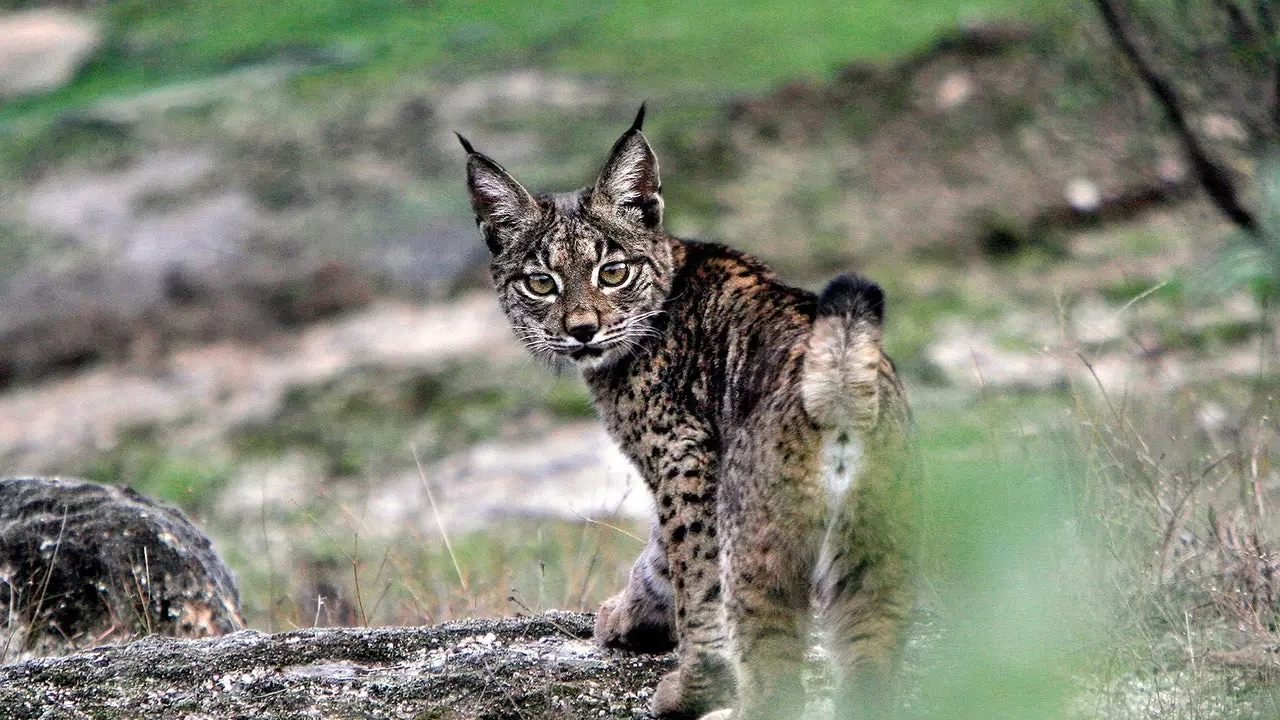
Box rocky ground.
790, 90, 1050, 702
0, 612, 672, 720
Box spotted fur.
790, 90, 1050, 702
461, 108, 915, 720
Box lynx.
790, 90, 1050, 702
460, 107, 915, 720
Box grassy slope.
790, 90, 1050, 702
1, 0, 1051, 127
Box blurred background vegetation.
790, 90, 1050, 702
2, 0, 1279, 716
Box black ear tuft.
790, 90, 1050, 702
630, 103, 646, 133
455, 132, 476, 155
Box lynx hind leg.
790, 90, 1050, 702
651, 652, 736, 719
817, 447, 913, 718
818, 543, 911, 719
595, 523, 677, 653
721, 505, 816, 720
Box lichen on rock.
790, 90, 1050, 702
0, 612, 673, 720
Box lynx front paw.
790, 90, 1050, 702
650, 668, 733, 719
697, 710, 733, 720
593, 592, 676, 653
651, 670, 710, 719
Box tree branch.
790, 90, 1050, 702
1211, 0, 1260, 44
1258, 0, 1276, 37
1258, 0, 1280, 135
1094, 0, 1262, 235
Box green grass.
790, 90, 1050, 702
80, 425, 235, 517
1, 0, 1057, 130
233, 515, 645, 631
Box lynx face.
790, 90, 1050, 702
461, 109, 675, 370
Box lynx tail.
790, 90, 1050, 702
802, 273, 886, 431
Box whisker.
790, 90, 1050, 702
616, 337, 654, 360
628, 309, 668, 322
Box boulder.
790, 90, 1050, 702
0, 477, 244, 663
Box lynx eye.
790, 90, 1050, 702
598, 262, 630, 287
524, 274, 557, 296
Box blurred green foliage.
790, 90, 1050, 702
1207, 158, 1280, 306
909, 392, 1086, 718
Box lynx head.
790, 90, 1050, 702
460, 106, 675, 371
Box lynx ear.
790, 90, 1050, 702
592, 105, 663, 229
459, 134, 539, 254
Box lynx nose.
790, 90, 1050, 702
567, 323, 598, 344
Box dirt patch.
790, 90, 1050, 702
690, 22, 1203, 270
0, 295, 514, 473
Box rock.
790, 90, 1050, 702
0, 612, 673, 719
934, 71, 974, 109
1065, 178, 1101, 214
1071, 296, 1124, 347
0, 10, 100, 98
926, 323, 1067, 391
360, 421, 652, 536
0, 477, 244, 663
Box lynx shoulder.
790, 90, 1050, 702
461, 107, 914, 720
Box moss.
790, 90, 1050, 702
0, 223, 56, 288
2, 115, 139, 182
1158, 318, 1263, 353
1203, 318, 1263, 346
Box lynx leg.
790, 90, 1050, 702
818, 548, 910, 719
649, 511, 734, 719
720, 505, 816, 720
595, 523, 677, 653
816, 456, 912, 720
649, 433, 734, 719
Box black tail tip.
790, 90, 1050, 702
455, 132, 476, 154
818, 273, 884, 324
